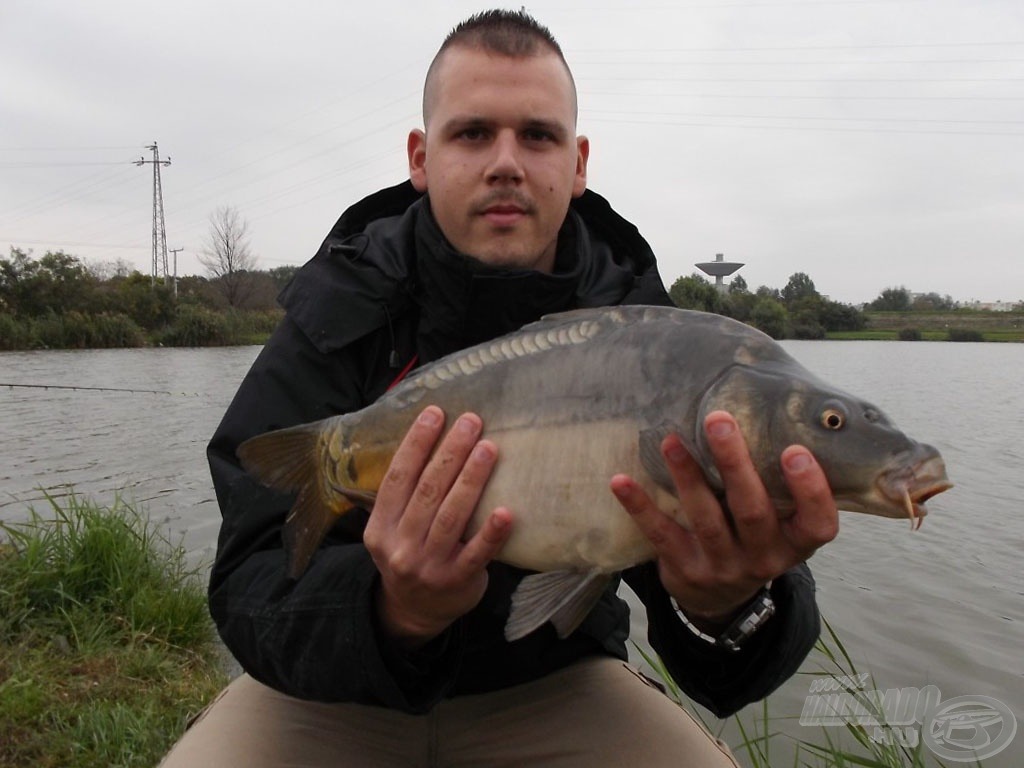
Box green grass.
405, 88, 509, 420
0, 493, 228, 768
637, 617, 983, 768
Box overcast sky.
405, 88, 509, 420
2, 0, 1022, 305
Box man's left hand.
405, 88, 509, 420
610, 410, 838, 630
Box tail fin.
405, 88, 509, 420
238, 423, 359, 579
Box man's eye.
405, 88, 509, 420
459, 128, 488, 141
523, 130, 554, 142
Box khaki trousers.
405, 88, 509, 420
160, 657, 739, 768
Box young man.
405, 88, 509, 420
161, 10, 837, 767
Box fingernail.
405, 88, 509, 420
665, 442, 687, 463
610, 476, 633, 499
456, 414, 480, 435
471, 442, 495, 462
419, 407, 442, 427
784, 450, 813, 473
706, 419, 735, 438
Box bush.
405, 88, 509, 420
948, 328, 983, 342
0, 312, 33, 350
89, 312, 146, 348
156, 305, 229, 346
792, 318, 826, 340
897, 327, 922, 341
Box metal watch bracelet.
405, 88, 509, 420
671, 582, 775, 653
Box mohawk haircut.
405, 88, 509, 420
422, 8, 577, 125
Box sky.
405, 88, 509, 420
2, 0, 1022, 306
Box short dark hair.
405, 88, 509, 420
439, 8, 566, 60
422, 9, 577, 125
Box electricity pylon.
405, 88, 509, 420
135, 142, 171, 286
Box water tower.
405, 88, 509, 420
696, 253, 744, 293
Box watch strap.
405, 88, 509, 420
672, 582, 775, 652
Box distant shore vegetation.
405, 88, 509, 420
669, 272, 1024, 343
1, 247, 1021, 350
0, 247, 288, 350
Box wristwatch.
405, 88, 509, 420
671, 582, 775, 653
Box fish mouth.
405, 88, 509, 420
877, 452, 953, 530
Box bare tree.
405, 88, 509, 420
199, 206, 259, 308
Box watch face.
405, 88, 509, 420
719, 590, 776, 652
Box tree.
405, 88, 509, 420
0, 247, 94, 316
267, 265, 299, 291
819, 299, 866, 332
869, 286, 912, 312
781, 272, 818, 307
912, 292, 957, 311
750, 297, 788, 339
87, 258, 133, 282
728, 274, 748, 294
198, 206, 259, 308
669, 273, 723, 313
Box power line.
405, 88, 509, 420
0, 237, 146, 250
0, 161, 132, 168
2, 165, 138, 225
0, 146, 143, 151
585, 114, 1024, 136
567, 40, 1024, 54
581, 89, 1024, 101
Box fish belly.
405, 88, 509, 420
467, 418, 660, 573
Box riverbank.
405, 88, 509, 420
0, 495, 227, 768
1, 492, 1006, 767
828, 310, 1024, 342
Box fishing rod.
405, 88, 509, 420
0, 382, 203, 397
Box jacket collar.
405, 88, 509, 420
279, 181, 663, 355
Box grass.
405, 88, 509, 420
828, 311, 1024, 342
637, 617, 985, 768
0, 492, 995, 766
0, 493, 228, 768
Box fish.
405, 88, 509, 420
237, 305, 952, 641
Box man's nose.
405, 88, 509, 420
485, 130, 524, 183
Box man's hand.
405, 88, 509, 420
363, 406, 513, 649
610, 410, 838, 630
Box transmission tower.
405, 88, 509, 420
135, 142, 171, 286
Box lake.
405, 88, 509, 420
1, 341, 1021, 766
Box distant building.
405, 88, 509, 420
965, 300, 1018, 312
695, 253, 744, 293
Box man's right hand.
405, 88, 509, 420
363, 406, 513, 649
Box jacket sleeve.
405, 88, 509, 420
623, 562, 820, 718
207, 316, 463, 712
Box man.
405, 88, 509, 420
161, 10, 837, 767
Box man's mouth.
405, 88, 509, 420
482, 204, 527, 227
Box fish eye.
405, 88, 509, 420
821, 408, 846, 431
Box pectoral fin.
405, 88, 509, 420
639, 422, 722, 491
505, 569, 612, 642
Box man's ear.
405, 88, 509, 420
572, 135, 590, 198
408, 129, 428, 192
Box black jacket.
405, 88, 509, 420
207, 181, 820, 717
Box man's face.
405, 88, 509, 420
408, 46, 589, 273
